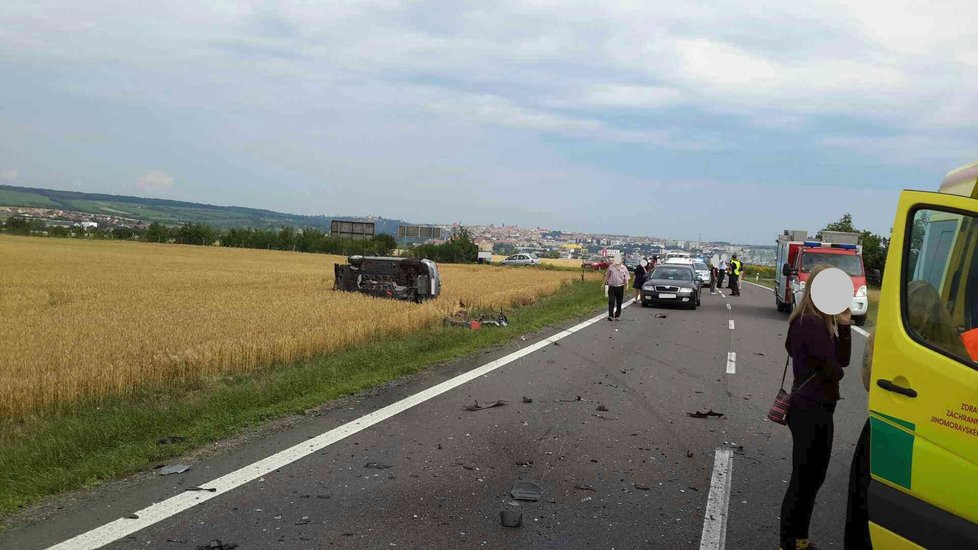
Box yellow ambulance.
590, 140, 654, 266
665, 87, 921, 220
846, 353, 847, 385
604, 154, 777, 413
867, 159, 978, 547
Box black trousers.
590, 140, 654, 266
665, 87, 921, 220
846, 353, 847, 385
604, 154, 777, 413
780, 399, 836, 547
729, 274, 740, 295
608, 285, 624, 318
844, 419, 873, 549
717, 271, 726, 287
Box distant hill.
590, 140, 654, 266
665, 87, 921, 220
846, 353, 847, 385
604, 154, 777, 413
0, 184, 411, 233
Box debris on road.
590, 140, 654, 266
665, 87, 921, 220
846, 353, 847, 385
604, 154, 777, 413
196, 541, 238, 550
655, 313, 668, 318
574, 483, 596, 492
514, 459, 533, 466
363, 462, 392, 469
463, 400, 507, 411
753, 352, 766, 356
634, 483, 651, 491
510, 480, 544, 501
686, 450, 694, 458
500, 509, 523, 528
185, 487, 217, 493
522, 396, 533, 403
124, 514, 139, 519
686, 410, 725, 419
157, 464, 191, 476
156, 436, 186, 445
295, 517, 310, 525
596, 404, 609, 412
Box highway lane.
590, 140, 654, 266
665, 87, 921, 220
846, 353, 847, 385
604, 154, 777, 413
1, 281, 869, 550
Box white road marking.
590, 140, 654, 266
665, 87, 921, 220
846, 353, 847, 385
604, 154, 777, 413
728, 319, 735, 330
725, 352, 736, 374
47, 300, 634, 550
726, 303, 732, 311
718, 290, 726, 298
699, 448, 734, 550
743, 280, 772, 292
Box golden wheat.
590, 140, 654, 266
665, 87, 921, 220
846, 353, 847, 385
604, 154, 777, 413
1, 236, 594, 417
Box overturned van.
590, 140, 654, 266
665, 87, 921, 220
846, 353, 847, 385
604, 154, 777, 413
333, 256, 441, 302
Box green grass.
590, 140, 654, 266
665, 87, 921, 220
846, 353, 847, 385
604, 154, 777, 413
0, 280, 605, 521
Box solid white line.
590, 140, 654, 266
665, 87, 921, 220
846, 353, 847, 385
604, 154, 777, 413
725, 352, 736, 374
728, 319, 735, 330
743, 280, 773, 292
699, 448, 734, 550
48, 302, 632, 550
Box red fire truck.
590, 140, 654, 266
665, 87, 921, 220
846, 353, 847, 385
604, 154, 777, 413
774, 230, 870, 325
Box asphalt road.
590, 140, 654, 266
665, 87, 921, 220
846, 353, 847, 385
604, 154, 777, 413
1, 281, 868, 550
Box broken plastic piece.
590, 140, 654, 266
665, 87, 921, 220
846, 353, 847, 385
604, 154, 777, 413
185, 487, 217, 492
686, 410, 725, 419
574, 483, 596, 492
463, 400, 507, 411
522, 396, 532, 403
510, 480, 544, 501
634, 483, 651, 491
158, 464, 191, 476
364, 462, 391, 469
655, 313, 668, 318
596, 405, 609, 412
500, 509, 523, 527
196, 541, 238, 550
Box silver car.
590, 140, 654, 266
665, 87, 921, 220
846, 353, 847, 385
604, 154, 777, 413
501, 253, 540, 266
692, 261, 711, 287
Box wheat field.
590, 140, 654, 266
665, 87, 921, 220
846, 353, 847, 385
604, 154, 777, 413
1, 236, 592, 418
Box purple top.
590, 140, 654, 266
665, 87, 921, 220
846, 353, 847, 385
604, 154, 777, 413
784, 314, 852, 404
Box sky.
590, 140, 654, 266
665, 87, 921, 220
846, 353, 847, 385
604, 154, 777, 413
1, 1, 977, 244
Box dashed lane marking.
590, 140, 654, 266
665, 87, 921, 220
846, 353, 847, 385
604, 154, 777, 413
728, 319, 735, 330
725, 352, 736, 374
46, 300, 635, 550
699, 448, 734, 550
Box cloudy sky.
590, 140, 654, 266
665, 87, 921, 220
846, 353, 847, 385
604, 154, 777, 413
1, 1, 976, 243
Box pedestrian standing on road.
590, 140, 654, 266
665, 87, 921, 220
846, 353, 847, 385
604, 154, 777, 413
717, 258, 727, 289
604, 255, 629, 321
729, 254, 743, 296
710, 263, 719, 295
632, 259, 648, 303
779, 265, 852, 550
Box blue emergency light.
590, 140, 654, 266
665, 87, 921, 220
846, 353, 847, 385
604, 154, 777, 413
831, 244, 858, 250
803, 241, 822, 247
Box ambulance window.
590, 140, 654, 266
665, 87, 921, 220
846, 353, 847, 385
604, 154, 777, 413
904, 208, 978, 366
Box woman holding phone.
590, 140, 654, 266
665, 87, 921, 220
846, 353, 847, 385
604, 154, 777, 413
779, 265, 852, 550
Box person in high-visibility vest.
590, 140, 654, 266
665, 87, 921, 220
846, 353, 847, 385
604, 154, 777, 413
728, 255, 743, 296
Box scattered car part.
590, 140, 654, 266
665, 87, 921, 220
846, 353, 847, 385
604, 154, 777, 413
157, 464, 191, 476
510, 480, 544, 501
463, 400, 507, 411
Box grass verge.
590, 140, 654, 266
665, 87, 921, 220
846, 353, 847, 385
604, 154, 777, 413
0, 279, 605, 522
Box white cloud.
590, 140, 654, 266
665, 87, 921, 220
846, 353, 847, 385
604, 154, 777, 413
1, 169, 18, 181
553, 84, 683, 110
136, 170, 175, 192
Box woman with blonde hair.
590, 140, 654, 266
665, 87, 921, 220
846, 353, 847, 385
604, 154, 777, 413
780, 265, 853, 550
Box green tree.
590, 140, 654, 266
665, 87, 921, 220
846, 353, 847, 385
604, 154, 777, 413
175, 223, 217, 246
144, 222, 169, 243
817, 213, 856, 238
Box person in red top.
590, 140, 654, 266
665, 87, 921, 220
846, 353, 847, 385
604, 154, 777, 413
779, 265, 852, 550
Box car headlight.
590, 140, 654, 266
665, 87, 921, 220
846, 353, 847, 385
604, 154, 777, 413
678, 288, 693, 294
856, 285, 867, 297
798, 281, 806, 291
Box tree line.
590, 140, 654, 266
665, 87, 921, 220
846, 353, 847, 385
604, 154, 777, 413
1, 216, 480, 262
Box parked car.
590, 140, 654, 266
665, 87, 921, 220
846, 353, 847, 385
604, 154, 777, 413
501, 253, 540, 266
641, 264, 700, 309
583, 256, 611, 270
692, 260, 711, 287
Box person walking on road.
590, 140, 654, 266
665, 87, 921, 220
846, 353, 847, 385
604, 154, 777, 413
779, 265, 852, 550
632, 259, 648, 303
604, 255, 629, 321
729, 254, 743, 296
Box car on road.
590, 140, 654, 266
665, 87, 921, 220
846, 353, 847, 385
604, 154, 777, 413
692, 260, 711, 287
641, 264, 701, 309
500, 253, 540, 266
623, 257, 641, 272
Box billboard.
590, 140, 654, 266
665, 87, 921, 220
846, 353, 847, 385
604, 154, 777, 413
330, 220, 375, 241
398, 225, 443, 239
